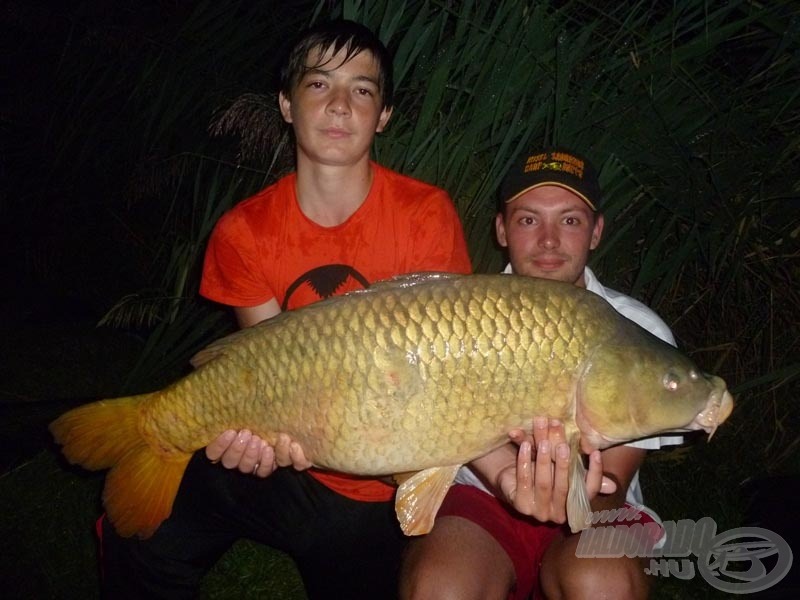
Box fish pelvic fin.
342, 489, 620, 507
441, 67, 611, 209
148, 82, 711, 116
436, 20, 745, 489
566, 435, 592, 534
49, 395, 191, 539
395, 465, 461, 536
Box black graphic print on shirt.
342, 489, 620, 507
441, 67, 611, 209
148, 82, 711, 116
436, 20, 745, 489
281, 264, 371, 311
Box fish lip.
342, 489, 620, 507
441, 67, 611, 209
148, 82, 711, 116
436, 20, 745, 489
689, 388, 734, 439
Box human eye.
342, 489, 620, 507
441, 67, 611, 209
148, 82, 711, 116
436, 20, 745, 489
300, 73, 327, 89
517, 216, 535, 226
355, 86, 376, 97
563, 215, 582, 226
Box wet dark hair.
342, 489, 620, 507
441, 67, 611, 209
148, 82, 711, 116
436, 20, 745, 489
279, 20, 394, 110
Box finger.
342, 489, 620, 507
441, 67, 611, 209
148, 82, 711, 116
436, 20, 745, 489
289, 442, 312, 470
254, 443, 276, 478
532, 439, 554, 500
547, 419, 566, 453
508, 428, 527, 445
585, 450, 617, 497
600, 476, 617, 494
205, 430, 236, 462
496, 465, 518, 507
236, 434, 263, 474
550, 442, 570, 522
220, 430, 251, 469
531, 416, 548, 448
512, 441, 534, 511
517, 441, 533, 491
274, 433, 293, 467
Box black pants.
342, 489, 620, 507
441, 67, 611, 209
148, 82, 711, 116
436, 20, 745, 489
100, 451, 408, 599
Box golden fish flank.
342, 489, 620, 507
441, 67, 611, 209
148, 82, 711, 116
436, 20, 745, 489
50, 272, 733, 538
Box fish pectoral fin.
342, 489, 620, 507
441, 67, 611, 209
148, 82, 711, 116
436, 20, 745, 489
566, 436, 592, 534
395, 464, 461, 536
392, 471, 417, 486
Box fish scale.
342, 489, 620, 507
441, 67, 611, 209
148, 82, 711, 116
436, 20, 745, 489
50, 272, 733, 538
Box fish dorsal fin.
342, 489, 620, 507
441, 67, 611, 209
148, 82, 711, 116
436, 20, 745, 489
395, 464, 461, 536
367, 271, 465, 293
566, 434, 592, 533
323, 271, 466, 302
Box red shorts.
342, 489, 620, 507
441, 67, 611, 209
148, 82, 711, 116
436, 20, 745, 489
437, 484, 663, 600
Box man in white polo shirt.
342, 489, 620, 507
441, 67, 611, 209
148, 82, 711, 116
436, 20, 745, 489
401, 147, 681, 600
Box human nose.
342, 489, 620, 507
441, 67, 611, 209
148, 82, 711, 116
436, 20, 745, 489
538, 223, 559, 249
326, 88, 351, 116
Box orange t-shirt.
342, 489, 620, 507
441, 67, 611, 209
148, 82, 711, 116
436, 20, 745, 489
200, 162, 472, 502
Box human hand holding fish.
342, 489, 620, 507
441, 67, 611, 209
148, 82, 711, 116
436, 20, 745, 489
490, 418, 613, 523
205, 430, 311, 477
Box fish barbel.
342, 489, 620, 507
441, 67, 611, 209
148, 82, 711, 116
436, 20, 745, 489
50, 273, 733, 538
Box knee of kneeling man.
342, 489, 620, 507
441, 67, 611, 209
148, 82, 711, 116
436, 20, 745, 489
400, 563, 510, 600
544, 556, 650, 600
400, 576, 479, 600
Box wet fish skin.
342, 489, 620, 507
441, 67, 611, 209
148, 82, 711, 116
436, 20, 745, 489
50, 273, 733, 538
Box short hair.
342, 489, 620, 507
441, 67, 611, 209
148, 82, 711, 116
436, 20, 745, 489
279, 20, 394, 110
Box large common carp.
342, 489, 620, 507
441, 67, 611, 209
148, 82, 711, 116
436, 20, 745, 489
50, 273, 733, 539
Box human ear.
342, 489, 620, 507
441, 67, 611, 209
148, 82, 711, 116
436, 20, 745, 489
375, 106, 393, 132
278, 91, 293, 124
590, 213, 604, 250
495, 212, 509, 248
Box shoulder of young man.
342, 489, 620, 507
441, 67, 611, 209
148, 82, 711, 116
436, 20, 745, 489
372, 161, 452, 204
213, 172, 296, 228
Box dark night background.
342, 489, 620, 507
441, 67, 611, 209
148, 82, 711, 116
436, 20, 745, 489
1, 1, 799, 598
2, 1, 289, 318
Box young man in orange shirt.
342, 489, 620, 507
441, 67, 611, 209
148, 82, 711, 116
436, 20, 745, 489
99, 20, 470, 599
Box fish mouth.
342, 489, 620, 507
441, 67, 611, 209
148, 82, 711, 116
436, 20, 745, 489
689, 386, 734, 440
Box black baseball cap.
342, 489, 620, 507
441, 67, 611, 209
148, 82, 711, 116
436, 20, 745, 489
500, 147, 602, 210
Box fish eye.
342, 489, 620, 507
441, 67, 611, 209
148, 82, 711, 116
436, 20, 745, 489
663, 372, 681, 391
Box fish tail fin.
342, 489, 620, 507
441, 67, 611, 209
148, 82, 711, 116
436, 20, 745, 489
566, 435, 592, 533
49, 395, 191, 538
104, 441, 190, 538
50, 397, 144, 469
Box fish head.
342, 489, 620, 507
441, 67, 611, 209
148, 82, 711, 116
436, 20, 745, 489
575, 334, 734, 449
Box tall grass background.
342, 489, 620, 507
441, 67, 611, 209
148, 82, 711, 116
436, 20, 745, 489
1, 0, 797, 598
